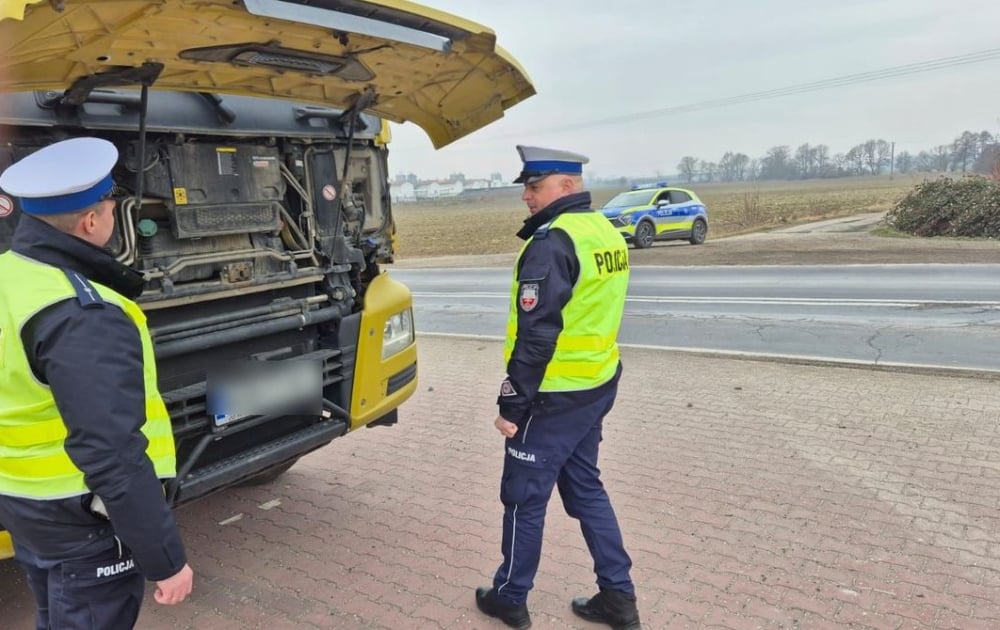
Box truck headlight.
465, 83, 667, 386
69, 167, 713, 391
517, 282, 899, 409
382, 308, 415, 359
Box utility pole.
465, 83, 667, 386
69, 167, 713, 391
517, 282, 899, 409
889, 141, 895, 180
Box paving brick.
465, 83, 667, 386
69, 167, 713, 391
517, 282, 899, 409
4, 336, 1000, 628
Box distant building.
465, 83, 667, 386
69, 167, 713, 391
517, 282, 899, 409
415, 180, 464, 199
390, 181, 416, 202
464, 179, 492, 190
393, 174, 521, 198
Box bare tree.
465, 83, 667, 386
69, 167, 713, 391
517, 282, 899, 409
832, 152, 848, 175
860, 139, 891, 175
951, 131, 979, 172
760, 145, 792, 180
846, 145, 865, 175
718, 152, 736, 182
894, 151, 914, 174
698, 160, 718, 183
914, 151, 932, 172
668, 128, 994, 183
875, 140, 892, 175
978, 130, 996, 155
732, 153, 750, 181
973, 143, 1000, 176
795, 143, 812, 178
677, 156, 698, 183
931, 144, 951, 171
813, 144, 831, 177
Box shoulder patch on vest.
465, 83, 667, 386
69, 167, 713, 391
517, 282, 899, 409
519, 282, 540, 312
62, 270, 104, 310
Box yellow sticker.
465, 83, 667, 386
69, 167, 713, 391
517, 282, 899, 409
0, 530, 13, 560
173, 188, 188, 205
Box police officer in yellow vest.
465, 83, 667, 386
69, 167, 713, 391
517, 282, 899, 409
475, 146, 641, 630
0, 137, 193, 629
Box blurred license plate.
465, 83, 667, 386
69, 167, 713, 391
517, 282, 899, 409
207, 359, 322, 427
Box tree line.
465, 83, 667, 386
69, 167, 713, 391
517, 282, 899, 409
674, 130, 999, 183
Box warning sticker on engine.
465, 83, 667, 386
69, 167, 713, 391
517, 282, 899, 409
216, 147, 238, 176
252, 155, 277, 169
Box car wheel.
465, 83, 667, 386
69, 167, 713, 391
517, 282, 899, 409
238, 458, 300, 486
634, 221, 655, 249
689, 219, 707, 245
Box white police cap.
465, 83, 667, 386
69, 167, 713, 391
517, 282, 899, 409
0, 137, 118, 215
513, 145, 589, 184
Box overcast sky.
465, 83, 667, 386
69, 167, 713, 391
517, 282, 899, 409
386, 0, 1000, 181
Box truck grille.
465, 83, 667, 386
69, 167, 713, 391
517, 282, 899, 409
173, 202, 281, 238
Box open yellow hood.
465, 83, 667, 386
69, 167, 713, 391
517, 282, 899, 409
0, 0, 535, 147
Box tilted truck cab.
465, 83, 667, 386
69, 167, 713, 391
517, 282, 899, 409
0, 0, 534, 559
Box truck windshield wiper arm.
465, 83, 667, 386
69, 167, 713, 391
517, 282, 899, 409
61, 62, 164, 106
197, 92, 237, 125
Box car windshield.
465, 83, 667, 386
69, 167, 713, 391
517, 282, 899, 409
603, 190, 657, 208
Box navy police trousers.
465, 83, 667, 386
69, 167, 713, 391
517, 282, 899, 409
492, 382, 634, 604
16, 539, 145, 630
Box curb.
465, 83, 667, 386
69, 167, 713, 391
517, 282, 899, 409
417, 332, 1000, 381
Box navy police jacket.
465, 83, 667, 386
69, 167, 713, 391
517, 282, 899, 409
498, 191, 622, 423
0, 214, 186, 580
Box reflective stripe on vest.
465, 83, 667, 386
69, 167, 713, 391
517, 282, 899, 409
0, 251, 176, 500
504, 211, 630, 392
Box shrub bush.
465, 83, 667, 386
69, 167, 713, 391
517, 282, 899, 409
887, 177, 1000, 238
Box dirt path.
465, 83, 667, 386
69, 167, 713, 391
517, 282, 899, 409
629, 230, 1000, 266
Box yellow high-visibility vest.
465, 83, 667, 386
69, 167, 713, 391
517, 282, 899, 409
505, 211, 630, 391
0, 251, 175, 500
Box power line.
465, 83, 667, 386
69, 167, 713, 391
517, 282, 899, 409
390, 45, 1000, 159
542, 47, 1000, 134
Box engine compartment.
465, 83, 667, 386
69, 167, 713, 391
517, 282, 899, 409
0, 89, 407, 502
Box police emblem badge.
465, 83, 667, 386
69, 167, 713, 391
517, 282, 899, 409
500, 379, 517, 396
519, 282, 539, 312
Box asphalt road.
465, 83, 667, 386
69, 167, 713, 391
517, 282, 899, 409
394, 264, 1000, 373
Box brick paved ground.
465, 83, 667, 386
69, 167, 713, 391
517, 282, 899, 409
3, 335, 1000, 629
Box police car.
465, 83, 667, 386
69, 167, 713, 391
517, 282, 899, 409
600, 183, 708, 249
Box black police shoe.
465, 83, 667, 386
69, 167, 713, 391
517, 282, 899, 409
475, 586, 532, 629
571, 588, 642, 629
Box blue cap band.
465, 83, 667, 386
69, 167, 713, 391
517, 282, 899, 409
18, 174, 114, 215
521, 160, 583, 175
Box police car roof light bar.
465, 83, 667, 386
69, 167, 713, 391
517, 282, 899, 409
630, 181, 669, 191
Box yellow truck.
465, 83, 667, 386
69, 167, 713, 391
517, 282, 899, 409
0, 0, 534, 560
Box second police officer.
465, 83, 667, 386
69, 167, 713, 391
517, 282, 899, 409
475, 145, 641, 630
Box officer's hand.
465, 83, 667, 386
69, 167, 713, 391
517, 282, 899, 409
495, 415, 518, 438
154, 563, 193, 605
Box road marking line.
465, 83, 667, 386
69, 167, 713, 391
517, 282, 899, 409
412, 292, 1000, 308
